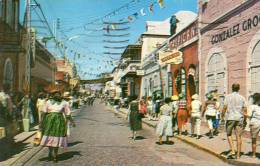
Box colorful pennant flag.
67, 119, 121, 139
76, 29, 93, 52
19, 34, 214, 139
149, 4, 154, 13
140, 8, 146, 16
111, 24, 116, 30
106, 25, 110, 33
133, 12, 138, 19
127, 16, 134, 22
158, 0, 164, 8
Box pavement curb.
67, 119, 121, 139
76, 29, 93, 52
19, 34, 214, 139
106, 106, 259, 166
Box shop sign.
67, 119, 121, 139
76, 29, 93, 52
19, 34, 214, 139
211, 14, 260, 44
169, 21, 198, 49
136, 70, 145, 76
159, 51, 183, 65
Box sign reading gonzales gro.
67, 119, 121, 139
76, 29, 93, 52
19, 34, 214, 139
159, 51, 183, 65
211, 14, 260, 44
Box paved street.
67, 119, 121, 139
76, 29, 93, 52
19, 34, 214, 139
23, 101, 230, 166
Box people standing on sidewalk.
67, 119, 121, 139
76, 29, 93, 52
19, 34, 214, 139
222, 83, 247, 159
155, 96, 162, 120
139, 98, 147, 118
213, 96, 221, 136
248, 92, 260, 159
127, 96, 142, 140
63, 92, 76, 137
156, 97, 174, 145
36, 92, 47, 124
177, 94, 188, 135
171, 95, 179, 133
40, 86, 75, 163
190, 94, 202, 139
21, 94, 34, 132
147, 96, 153, 120
202, 93, 217, 139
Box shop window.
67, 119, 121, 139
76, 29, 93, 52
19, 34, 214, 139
168, 72, 173, 97
175, 68, 186, 98
206, 53, 226, 95
250, 41, 260, 94
3, 59, 13, 91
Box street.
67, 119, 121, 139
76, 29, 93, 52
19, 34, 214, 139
24, 101, 230, 166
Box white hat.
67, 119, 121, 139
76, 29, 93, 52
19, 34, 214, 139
192, 94, 199, 100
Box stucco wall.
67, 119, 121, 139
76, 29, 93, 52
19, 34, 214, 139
199, 0, 260, 101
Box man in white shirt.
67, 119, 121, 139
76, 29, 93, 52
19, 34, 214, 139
222, 83, 247, 159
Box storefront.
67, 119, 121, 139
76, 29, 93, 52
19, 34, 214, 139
199, 0, 260, 102
163, 19, 199, 104
141, 54, 161, 97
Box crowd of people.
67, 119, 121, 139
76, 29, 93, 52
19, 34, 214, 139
125, 83, 260, 159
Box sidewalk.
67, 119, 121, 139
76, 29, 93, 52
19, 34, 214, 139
112, 107, 260, 166
0, 108, 82, 166
0, 125, 38, 165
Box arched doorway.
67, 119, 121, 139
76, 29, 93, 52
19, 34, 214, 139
250, 41, 260, 95
3, 59, 14, 92
206, 53, 226, 95
188, 64, 196, 96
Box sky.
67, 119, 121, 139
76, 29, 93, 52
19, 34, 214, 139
20, 0, 197, 80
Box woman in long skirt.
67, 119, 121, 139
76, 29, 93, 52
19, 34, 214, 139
40, 87, 74, 163
127, 96, 142, 140
177, 94, 188, 135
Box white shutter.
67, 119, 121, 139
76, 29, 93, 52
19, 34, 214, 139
251, 41, 260, 94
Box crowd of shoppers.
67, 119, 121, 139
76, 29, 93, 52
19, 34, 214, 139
123, 83, 259, 159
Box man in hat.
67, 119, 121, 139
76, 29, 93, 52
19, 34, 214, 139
171, 95, 179, 133
190, 94, 202, 139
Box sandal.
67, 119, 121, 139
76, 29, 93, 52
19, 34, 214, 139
227, 154, 236, 159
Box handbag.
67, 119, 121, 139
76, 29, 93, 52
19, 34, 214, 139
33, 130, 42, 146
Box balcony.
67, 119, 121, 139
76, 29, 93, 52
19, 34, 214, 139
121, 61, 141, 78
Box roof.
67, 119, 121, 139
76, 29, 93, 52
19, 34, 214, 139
142, 10, 197, 36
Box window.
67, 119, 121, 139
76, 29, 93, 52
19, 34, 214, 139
168, 72, 173, 97
0, 0, 3, 20
251, 41, 260, 94
6, 0, 14, 28
206, 53, 226, 95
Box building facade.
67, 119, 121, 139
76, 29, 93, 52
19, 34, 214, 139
142, 11, 198, 104
199, 0, 260, 102
0, 0, 20, 93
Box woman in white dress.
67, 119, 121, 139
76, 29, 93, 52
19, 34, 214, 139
156, 97, 173, 145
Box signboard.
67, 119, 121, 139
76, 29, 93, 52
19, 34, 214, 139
136, 70, 145, 76
211, 14, 260, 44
169, 21, 198, 49
159, 51, 183, 65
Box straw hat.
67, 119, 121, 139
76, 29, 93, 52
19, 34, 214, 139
63, 92, 70, 98
192, 94, 199, 100
179, 93, 184, 99
171, 95, 179, 101
45, 84, 61, 94
206, 93, 213, 99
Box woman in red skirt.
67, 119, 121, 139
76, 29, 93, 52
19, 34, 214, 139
177, 94, 188, 135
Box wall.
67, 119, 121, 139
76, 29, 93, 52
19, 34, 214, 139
199, 0, 260, 101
